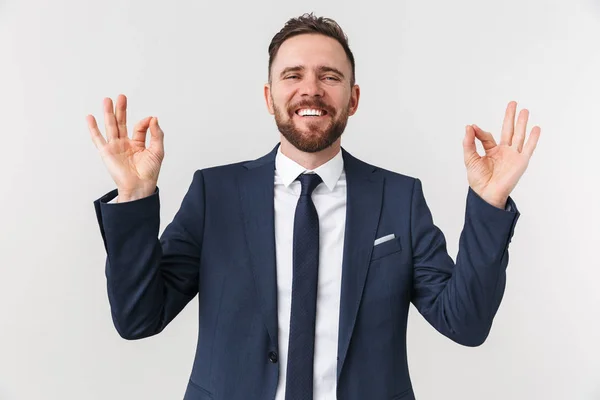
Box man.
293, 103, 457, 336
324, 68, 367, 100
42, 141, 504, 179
88, 13, 540, 400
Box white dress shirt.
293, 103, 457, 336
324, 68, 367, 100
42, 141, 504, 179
274, 147, 346, 400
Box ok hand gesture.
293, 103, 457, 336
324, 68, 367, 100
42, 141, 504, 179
463, 101, 541, 209
87, 94, 164, 202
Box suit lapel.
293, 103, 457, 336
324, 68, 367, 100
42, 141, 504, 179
337, 148, 384, 380
237, 144, 279, 349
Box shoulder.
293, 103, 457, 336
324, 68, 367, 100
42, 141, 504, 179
342, 147, 419, 188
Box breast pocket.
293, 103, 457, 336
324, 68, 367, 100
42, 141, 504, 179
370, 235, 402, 262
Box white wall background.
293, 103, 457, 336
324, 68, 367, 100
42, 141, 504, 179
1, 0, 598, 399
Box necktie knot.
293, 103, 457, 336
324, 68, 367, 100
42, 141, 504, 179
297, 173, 322, 197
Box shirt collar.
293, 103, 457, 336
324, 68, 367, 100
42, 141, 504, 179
275, 145, 344, 191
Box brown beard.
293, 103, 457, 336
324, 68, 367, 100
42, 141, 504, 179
273, 97, 350, 153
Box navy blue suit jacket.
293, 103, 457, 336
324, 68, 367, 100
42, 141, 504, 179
93, 144, 520, 400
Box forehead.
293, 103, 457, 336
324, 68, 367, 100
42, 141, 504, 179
271, 33, 351, 75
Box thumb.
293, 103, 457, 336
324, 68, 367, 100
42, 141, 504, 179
463, 125, 479, 166
148, 117, 164, 153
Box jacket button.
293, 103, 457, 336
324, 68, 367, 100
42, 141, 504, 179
268, 351, 278, 363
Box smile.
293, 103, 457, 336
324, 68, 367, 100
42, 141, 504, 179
295, 108, 328, 117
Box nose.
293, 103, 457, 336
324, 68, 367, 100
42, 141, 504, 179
299, 74, 324, 97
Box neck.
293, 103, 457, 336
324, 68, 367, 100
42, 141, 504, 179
279, 136, 341, 170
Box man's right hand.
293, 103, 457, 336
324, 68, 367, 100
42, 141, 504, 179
87, 94, 165, 203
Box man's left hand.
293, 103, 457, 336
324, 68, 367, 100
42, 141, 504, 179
463, 101, 541, 209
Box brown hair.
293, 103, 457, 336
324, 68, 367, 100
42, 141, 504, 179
268, 13, 356, 86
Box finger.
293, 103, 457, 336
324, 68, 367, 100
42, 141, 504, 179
132, 116, 153, 143
103, 97, 119, 141
500, 101, 517, 146
87, 115, 107, 149
148, 117, 165, 153
115, 94, 128, 139
522, 126, 541, 158
512, 108, 529, 152
463, 125, 480, 165
472, 124, 497, 151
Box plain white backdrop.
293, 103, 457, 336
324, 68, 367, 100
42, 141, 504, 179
1, 0, 599, 399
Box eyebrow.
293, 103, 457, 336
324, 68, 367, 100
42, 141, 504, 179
279, 65, 346, 80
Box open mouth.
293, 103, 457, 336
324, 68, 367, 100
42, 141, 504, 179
295, 108, 329, 117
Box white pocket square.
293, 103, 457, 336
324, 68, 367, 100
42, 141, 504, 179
374, 233, 395, 246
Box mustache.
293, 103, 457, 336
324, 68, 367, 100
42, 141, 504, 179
288, 99, 334, 115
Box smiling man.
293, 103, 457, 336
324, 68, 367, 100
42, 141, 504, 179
265, 30, 358, 164
89, 13, 540, 400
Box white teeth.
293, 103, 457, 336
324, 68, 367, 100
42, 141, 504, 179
298, 108, 324, 116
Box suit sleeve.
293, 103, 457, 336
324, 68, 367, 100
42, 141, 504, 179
409, 178, 520, 346
93, 170, 205, 340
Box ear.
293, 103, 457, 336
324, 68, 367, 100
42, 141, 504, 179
264, 83, 275, 115
348, 84, 360, 116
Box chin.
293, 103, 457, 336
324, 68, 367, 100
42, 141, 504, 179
284, 132, 338, 153
274, 110, 346, 153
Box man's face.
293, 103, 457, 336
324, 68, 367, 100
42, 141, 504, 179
264, 33, 360, 153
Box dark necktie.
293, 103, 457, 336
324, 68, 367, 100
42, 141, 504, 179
285, 172, 323, 400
